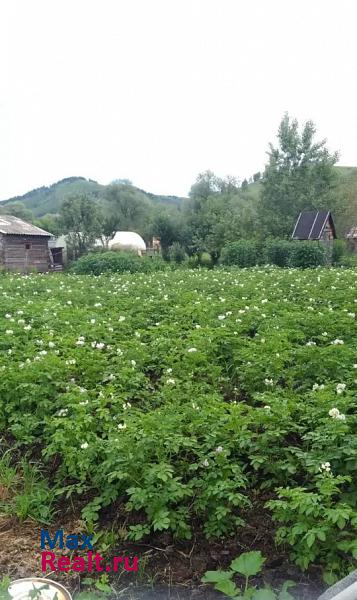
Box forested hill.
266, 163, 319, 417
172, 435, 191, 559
1, 166, 357, 236
1, 177, 186, 217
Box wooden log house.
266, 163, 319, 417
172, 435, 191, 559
0, 215, 53, 273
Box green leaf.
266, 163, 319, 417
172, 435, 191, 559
252, 588, 277, 600
215, 579, 239, 598
323, 571, 338, 586
202, 570, 233, 583
230, 552, 265, 577
306, 533, 315, 548
278, 581, 296, 600
153, 509, 170, 531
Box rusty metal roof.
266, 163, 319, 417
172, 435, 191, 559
0, 215, 52, 236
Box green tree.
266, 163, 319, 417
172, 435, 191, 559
35, 213, 62, 237
241, 179, 248, 190
0, 202, 34, 222
59, 194, 102, 259
105, 183, 150, 232
184, 171, 257, 260
150, 208, 179, 257
335, 168, 357, 236
261, 113, 339, 237
96, 213, 121, 249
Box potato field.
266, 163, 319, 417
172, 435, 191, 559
0, 266, 356, 591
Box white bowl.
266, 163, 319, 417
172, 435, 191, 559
8, 578, 72, 600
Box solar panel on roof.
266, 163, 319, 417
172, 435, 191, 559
310, 211, 329, 239
293, 212, 315, 239
292, 210, 334, 240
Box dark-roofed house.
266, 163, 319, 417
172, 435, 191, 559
0, 215, 53, 273
291, 210, 336, 242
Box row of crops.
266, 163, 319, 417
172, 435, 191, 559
0, 266, 356, 584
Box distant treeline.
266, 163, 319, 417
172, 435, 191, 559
1, 113, 357, 262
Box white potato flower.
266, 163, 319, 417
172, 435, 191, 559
329, 408, 346, 420
57, 409, 68, 417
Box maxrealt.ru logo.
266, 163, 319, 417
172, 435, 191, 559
41, 530, 138, 573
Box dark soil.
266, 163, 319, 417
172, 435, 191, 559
0, 512, 326, 600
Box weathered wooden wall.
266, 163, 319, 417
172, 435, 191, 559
0, 236, 5, 267
0, 235, 52, 272
322, 221, 334, 242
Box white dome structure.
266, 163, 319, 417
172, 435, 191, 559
108, 231, 146, 254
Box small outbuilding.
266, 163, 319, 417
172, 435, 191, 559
291, 210, 336, 242
48, 235, 68, 270
0, 215, 53, 273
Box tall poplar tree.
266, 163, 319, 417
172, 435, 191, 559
261, 114, 339, 237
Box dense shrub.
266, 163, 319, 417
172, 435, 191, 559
187, 255, 200, 268
199, 252, 213, 268
289, 241, 327, 268
340, 253, 357, 268
332, 239, 347, 265
70, 251, 166, 275
169, 242, 187, 264
220, 240, 258, 267
264, 239, 293, 267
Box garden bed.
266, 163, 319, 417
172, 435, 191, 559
0, 266, 356, 596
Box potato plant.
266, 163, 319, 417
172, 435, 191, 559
0, 266, 356, 581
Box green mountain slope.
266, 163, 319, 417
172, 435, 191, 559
1, 177, 186, 217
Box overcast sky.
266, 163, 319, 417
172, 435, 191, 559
0, 0, 356, 200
